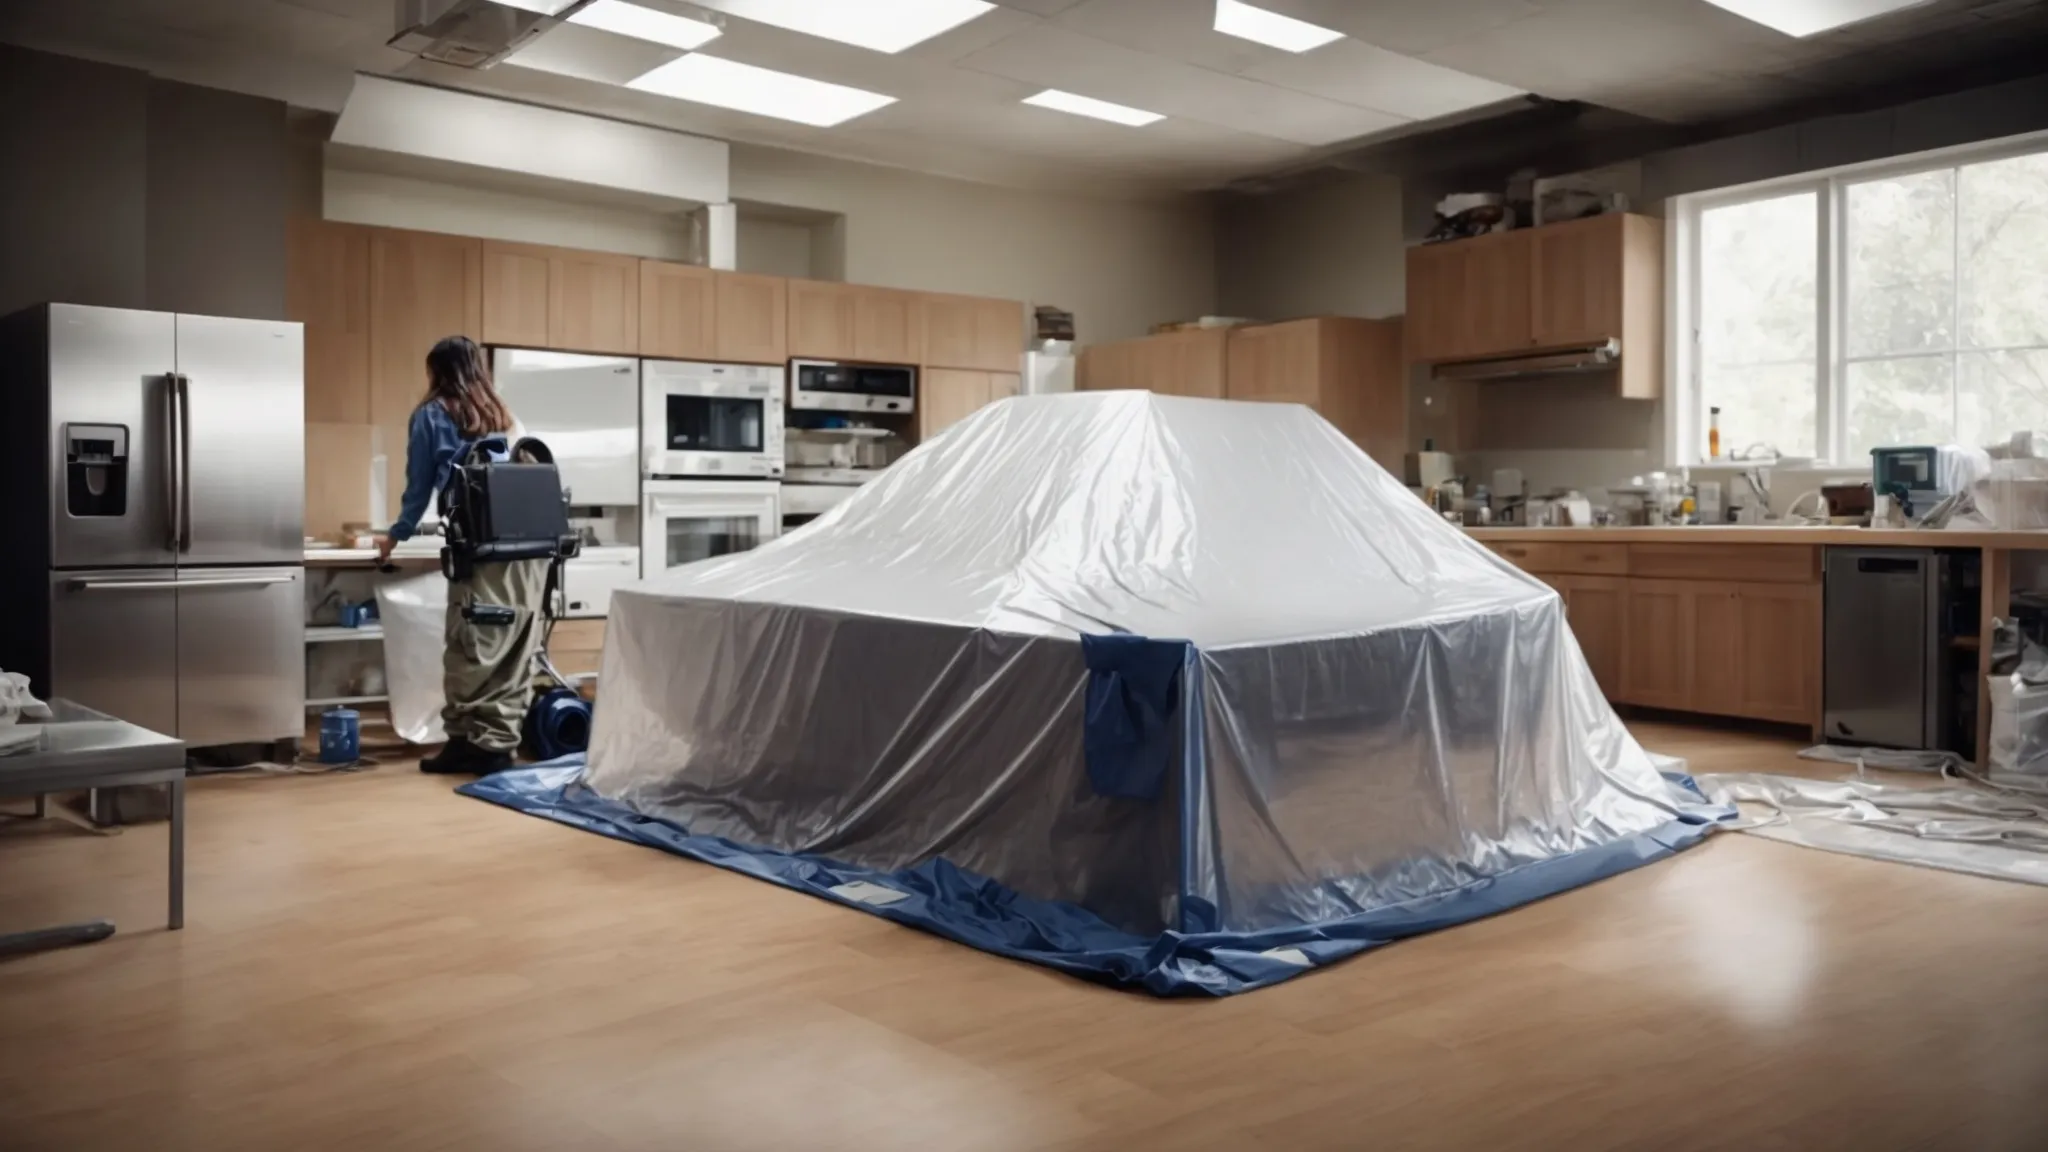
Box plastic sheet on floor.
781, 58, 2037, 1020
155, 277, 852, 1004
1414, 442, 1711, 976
1696, 773, 2048, 887
461, 758, 1726, 995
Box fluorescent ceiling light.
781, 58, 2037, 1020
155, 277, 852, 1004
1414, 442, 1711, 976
567, 0, 721, 49
1702, 0, 1933, 37
704, 0, 994, 53
1213, 0, 1343, 52
1021, 89, 1163, 127
627, 54, 897, 126
496, 0, 580, 14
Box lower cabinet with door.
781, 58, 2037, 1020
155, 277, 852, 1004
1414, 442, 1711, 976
1490, 540, 1822, 732
920, 368, 1021, 440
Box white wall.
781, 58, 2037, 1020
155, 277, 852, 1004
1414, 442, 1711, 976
1214, 171, 1406, 322
323, 166, 694, 259
728, 143, 1216, 344
736, 216, 816, 279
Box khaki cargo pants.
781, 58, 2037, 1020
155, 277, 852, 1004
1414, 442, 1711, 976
443, 559, 548, 752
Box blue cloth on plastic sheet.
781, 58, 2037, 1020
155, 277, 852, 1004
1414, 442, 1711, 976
459, 759, 1734, 997
1079, 634, 1189, 801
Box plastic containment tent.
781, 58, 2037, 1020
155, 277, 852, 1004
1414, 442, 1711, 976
463, 391, 1732, 995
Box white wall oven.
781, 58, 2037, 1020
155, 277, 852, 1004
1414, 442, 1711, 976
642, 360, 784, 479
641, 480, 781, 580
790, 359, 916, 415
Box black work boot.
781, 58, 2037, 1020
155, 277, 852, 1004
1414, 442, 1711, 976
470, 744, 516, 776
420, 737, 484, 774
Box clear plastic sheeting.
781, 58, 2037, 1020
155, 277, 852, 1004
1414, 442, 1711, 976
539, 392, 1727, 988
1698, 773, 2048, 887
376, 572, 448, 745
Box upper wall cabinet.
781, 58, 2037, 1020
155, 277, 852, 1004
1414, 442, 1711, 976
713, 272, 789, 365
923, 294, 1025, 373
1404, 213, 1664, 398
639, 260, 717, 361
787, 279, 857, 359
368, 227, 482, 518
482, 240, 638, 355
1077, 327, 1228, 399
788, 280, 926, 363
1225, 318, 1405, 470
287, 218, 371, 426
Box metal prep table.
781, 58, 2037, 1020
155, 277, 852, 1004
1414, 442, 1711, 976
0, 700, 187, 956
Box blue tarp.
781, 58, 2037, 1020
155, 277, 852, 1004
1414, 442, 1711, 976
1079, 634, 1189, 801
459, 759, 1730, 996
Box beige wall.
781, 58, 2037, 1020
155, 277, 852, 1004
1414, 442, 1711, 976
735, 216, 817, 279
323, 166, 695, 260
1214, 171, 1406, 322
728, 143, 1216, 345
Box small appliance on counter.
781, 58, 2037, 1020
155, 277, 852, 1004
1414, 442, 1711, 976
1871, 445, 1981, 521
790, 359, 916, 415
1403, 445, 1456, 490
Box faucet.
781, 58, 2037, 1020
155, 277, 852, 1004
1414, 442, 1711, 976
1736, 466, 1770, 524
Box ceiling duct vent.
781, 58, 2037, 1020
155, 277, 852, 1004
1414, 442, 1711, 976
389, 0, 586, 69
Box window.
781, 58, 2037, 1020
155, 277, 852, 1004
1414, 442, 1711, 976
1680, 139, 2048, 465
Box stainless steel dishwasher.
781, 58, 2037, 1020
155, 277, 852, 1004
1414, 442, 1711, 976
1822, 548, 1955, 750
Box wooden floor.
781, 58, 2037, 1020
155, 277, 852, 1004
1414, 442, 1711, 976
4, 719, 2047, 1151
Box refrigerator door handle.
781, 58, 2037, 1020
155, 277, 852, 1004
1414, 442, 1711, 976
163, 372, 181, 552
175, 373, 193, 553
173, 573, 298, 589
71, 576, 184, 592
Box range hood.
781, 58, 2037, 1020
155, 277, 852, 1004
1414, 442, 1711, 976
1431, 339, 1620, 381
389, 0, 590, 69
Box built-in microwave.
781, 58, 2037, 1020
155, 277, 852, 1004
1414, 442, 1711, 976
789, 359, 916, 415
642, 360, 784, 479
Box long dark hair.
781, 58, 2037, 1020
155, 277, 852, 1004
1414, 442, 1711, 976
423, 335, 512, 437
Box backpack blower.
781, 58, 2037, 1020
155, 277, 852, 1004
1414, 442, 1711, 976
438, 435, 596, 761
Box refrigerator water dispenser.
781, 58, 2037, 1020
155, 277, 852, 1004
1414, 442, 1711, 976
64, 423, 128, 517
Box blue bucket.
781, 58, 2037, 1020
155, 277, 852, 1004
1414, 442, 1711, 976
319, 707, 361, 764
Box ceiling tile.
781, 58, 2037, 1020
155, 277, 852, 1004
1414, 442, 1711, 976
1048, 0, 1280, 76
954, 23, 1405, 145
1240, 37, 1524, 120
502, 21, 681, 85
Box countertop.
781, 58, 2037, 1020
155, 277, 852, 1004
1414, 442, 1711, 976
1467, 525, 2048, 550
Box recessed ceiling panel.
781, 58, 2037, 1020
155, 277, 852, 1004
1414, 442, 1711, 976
501, 21, 682, 84
1242, 38, 1524, 120
956, 23, 1405, 145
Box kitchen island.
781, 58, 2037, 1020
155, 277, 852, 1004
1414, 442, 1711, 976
1468, 526, 2048, 763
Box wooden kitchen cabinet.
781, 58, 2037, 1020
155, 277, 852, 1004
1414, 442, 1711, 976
368, 227, 481, 521
787, 279, 857, 359
853, 287, 923, 364
288, 218, 372, 426
1223, 317, 1404, 470
1733, 581, 1822, 725
1621, 580, 1695, 711
549, 249, 639, 354
481, 242, 551, 349
713, 272, 788, 364
920, 368, 1017, 440
1077, 327, 1227, 398
790, 280, 925, 363
1552, 573, 1628, 699
1404, 241, 1468, 364
923, 293, 1024, 372
1465, 230, 1534, 356
1403, 213, 1663, 398
638, 260, 717, 360
482, 241, 638, 354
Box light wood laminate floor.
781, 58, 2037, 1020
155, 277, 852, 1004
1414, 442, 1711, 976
3, 720, 2046, 1151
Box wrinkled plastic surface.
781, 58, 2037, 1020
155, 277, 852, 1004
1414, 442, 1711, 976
376, 572, 448, 745
1699, 773, 2048, 886
578, 392, 1725, 950
464, 759, 1724, 995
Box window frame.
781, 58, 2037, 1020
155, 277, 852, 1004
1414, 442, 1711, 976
1669, 129, 2048, 469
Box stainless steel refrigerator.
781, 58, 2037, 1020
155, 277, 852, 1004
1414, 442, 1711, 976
0, 303, 306, 747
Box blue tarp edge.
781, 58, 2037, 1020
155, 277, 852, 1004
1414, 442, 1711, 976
457, 758, 1733, 997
